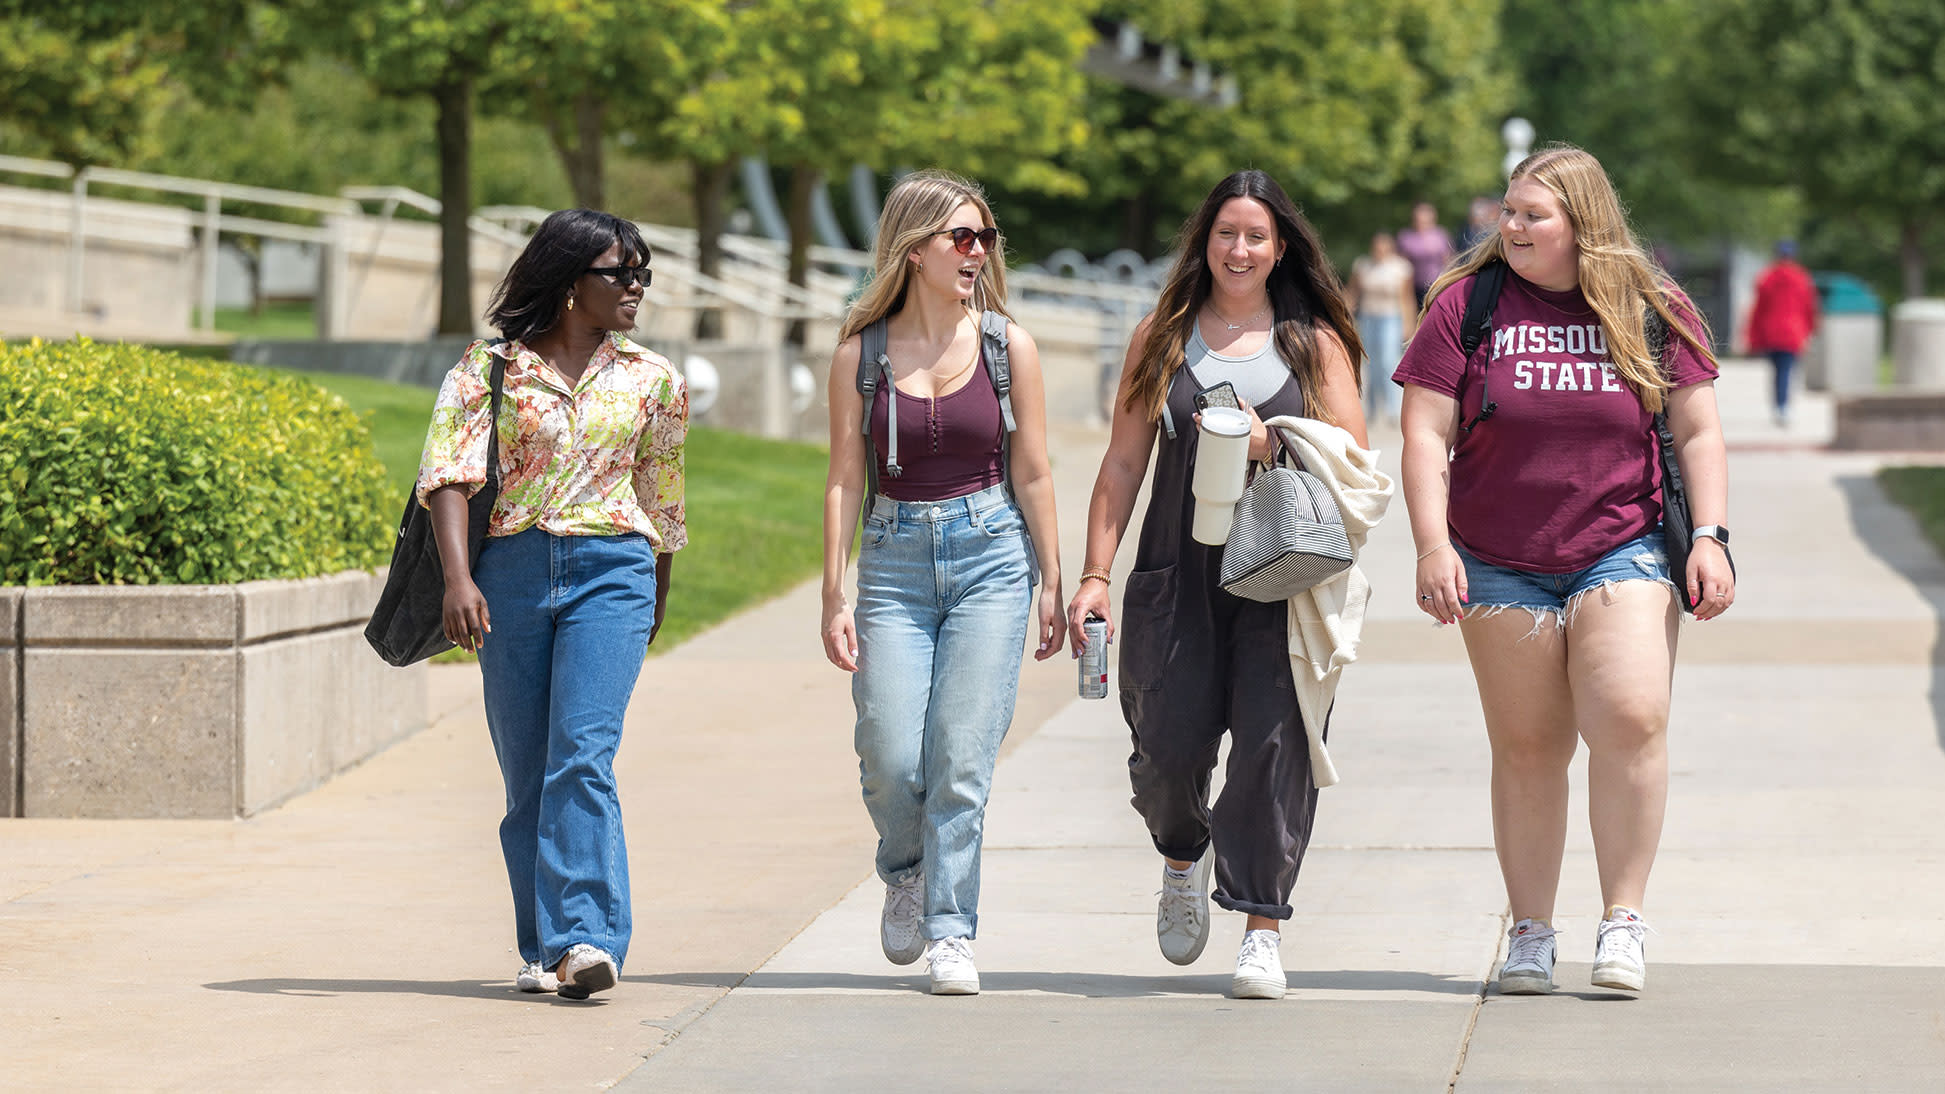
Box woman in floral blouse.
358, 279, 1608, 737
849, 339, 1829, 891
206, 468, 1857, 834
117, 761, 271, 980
417, 209, 686, 1001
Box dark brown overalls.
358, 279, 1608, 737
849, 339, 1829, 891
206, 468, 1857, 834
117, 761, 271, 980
1118, 364, 1320, 920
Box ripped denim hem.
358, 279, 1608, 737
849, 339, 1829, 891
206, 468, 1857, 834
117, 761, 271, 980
1459, 575, 1679, 639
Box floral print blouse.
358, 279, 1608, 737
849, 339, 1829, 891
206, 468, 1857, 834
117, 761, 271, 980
415, 333, 688, 551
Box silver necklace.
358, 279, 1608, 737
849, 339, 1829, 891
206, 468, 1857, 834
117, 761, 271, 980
1210, 301, 1269, 331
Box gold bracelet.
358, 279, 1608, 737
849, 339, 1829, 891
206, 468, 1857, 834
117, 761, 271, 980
1080, 567, 1112, 587
1416, 542, 1451, 562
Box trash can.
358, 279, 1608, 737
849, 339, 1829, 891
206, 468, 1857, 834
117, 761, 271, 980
1804, 272, 1883, 393
1892, 299, 1945, 387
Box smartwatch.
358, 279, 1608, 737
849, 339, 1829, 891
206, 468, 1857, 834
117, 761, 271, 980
1690, 525, 1729, 546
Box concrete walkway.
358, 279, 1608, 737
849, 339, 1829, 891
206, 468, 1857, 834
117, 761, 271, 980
7, 359, 1945, 1091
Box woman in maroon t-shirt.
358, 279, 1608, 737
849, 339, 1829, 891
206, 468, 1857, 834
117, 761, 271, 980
1394, 145, 1735, 997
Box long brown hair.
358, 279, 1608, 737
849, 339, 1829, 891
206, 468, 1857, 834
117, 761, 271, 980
839, 170, 1010, 343
1422, 144, 1715, 412
1123, 170, 1363, 422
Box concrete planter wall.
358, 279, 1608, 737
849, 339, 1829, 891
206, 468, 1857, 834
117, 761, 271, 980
0, 569, 424, 819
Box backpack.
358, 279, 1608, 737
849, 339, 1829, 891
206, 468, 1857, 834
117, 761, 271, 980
856, 310, 1016, 519
1453, 259, 1728, 613
1455, 259, 1669, 433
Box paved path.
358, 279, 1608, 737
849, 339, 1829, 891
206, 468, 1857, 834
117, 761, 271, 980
7, 359, 1945, 1091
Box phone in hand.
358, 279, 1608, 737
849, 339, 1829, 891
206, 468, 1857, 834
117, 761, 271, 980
1194, 380, 1241, 413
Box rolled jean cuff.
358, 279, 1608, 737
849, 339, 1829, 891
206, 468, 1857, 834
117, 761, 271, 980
1213, 892, 1293, 920
922, 913, 977, 941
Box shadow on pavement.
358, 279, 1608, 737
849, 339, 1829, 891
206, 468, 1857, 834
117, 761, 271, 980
1836, 474, 1945, 752
636, 968, 1480, 998
202, 978, 564, 1002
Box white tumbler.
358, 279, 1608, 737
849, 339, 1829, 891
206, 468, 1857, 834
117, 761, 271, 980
1190, 406, 1253, 545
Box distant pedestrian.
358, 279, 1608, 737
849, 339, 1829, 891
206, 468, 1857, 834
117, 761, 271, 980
1346, 231, 1416, 427
418, 209, 687, 1000
1396, 144, 1733, 998
820, 170, 1064, 996
1066, 169, 1377, 1001
1396, 201, 1457, 308
1746, 240, 1818, 425
1457, 195, 1499, 253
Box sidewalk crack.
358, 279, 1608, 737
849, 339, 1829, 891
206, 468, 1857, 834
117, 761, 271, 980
1446, 910, 1507, 1092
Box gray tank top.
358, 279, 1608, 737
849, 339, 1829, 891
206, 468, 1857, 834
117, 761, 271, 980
1185, 320, 1291, 407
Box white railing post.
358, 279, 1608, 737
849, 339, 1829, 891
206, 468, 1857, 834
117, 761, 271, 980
199, 192, 221, 330
67, 170, 89, 315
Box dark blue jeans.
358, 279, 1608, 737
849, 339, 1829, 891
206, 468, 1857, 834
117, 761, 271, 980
473, 528, 657, 971
1767, 350, 1797, 414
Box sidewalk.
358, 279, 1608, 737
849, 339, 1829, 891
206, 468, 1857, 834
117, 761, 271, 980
7, 360, 1945, 1091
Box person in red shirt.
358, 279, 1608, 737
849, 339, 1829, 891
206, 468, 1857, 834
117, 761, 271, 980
1745, 240, 1819, 425
1394, 144, 1734, 998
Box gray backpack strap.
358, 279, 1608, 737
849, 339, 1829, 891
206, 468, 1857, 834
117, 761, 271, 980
980, 310, 1016, 433
856, 317, 901, 480
978, 310, 1016, 497
855, 318, 898, 525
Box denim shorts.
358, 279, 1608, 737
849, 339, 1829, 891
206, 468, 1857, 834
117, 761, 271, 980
1455, 530, 1673, 625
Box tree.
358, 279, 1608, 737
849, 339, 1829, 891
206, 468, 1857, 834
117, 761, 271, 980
0, 1, 292, 165
988, 0, 1512, 264
1686, 0, 1945, 297
1498, 0, 1797, 252
312, 0, 539, 334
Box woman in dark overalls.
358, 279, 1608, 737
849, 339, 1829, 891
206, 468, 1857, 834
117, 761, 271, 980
1066, 170, 1367, 1000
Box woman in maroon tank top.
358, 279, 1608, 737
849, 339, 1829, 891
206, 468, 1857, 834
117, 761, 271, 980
817, 171, 1064, 996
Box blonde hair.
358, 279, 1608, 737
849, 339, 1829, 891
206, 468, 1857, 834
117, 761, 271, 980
1422, 144, 1715, 413
839, 170, 1010, 343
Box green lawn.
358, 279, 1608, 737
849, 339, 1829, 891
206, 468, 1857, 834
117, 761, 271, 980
216, 302, 318, 340
1878, 467, 1945, 558
291, 366, 827, 653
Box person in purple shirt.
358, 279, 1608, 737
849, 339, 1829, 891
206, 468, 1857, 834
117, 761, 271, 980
819, 170, 1064, 996
1394, 145, 1734, 999
1396, 201, 1457, 307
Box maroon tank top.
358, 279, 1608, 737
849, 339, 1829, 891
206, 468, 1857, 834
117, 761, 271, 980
868, 352, 1005, 501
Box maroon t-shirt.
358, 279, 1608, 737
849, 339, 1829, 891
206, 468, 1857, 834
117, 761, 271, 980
1392, 271, 1718, 573
868, 352, 1005, 502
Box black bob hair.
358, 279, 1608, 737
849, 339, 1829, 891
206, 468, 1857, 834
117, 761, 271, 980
486, 209, 650, 342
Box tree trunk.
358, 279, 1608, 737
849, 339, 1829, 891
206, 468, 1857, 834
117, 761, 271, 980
785, 163, 821, 349
1119, 188, 1154, 254
543, 91, 606, 210
434, 78, 475, 336
1902, 219, 1927, 300
691, 158, 734, 341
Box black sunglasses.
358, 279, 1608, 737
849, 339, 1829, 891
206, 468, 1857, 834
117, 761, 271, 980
587, 265, 652, 288
931, 226, 1000, 255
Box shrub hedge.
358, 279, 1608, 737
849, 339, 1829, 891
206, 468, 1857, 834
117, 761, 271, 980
0, 338, 395, 585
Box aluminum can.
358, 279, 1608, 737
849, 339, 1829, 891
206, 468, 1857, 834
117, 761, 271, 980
1079, 617, 1109, 700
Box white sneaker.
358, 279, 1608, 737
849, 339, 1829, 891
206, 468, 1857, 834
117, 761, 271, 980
880, 873, 925, 966
1592, 906, 1651, 991
556, 943, 618, 1001
1229, 929, 1286, 1000
1497, 918, 1558, 995
515, 961, 558, 994
1156, 854, 1212, 965
926, 937, 979, 995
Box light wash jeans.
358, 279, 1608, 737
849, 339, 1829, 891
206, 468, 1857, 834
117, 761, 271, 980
1358, 312, 1404, 423
472, 527, 657, 972
852, 482, 1034, 940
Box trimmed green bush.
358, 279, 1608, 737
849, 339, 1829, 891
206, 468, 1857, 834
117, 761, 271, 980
0, 338, 394, 585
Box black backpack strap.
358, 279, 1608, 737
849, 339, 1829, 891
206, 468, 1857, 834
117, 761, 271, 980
1458, 260, 1508, 358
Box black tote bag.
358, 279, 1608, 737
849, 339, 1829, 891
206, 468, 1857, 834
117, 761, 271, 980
365, 353, 506, 666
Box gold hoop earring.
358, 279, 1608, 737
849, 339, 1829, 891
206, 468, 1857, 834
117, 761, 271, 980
567, 295, 575, 311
